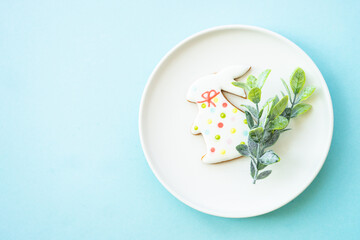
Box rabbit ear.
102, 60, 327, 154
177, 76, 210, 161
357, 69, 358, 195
219, 65, 250, 80
219, 65, 250, 96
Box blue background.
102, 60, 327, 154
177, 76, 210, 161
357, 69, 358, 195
0, 0, 359, 239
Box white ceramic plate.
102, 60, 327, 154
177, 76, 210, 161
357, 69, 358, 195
139, 25, 333, 218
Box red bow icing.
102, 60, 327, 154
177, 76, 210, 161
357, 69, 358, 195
197, 90, 220, 107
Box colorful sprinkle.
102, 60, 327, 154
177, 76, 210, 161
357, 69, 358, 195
218, 122, 224, 128
227, 139, 233, 144
207, 119, 212, 124
204, 129, 210, 135
201, 103, 206, 108
240, 141, 245, 144
214, 97, 219, 103
194, 126, 198, 130
210, 147, 215, 153
220, 150, 226, 155
222, 103, 228, 108
232, 108, 238, 113
230, 128, 236, 134
215, 135, 220, 140
210, 108, 216, 113
244, 119, 248, 124
220, 113, 226, 118
243, 130, 249, 136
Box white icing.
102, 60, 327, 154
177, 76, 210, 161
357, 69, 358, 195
187, 65, 250, 163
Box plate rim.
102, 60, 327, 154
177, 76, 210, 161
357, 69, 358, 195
138, 24, 334, 218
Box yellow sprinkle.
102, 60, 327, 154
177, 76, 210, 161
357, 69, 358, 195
207, 119, 212, 124
194, 126, 198, 130
243, 119, 248, 124
232, 108, 238, 113
240, 141, 245, 145
201, 103, 206, 108
220, 150, 226, 155
230, 128, 236, 134
213, 97, 218, 103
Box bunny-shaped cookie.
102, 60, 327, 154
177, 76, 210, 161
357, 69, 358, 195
187, 65, 250, 163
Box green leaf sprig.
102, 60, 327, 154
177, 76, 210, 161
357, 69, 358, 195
234, 68, 315, 184
280, 68, 315, 119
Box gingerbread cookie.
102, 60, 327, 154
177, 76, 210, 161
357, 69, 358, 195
187, 65, 250, 163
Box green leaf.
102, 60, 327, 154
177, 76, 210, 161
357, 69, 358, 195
269, 95, 279, 113
269, 116, 289, 130
259, 150, 280, 165
248, 87, 261, 104
269, 95, 288, 120
257, 69, 271, 89
248, 138, 257, 156
257, 170, 272, 180
290, 68, 306, 94
298, 86, 315, 102
291, 103, 312, 118
258, 109, 264, 119
250, 161, 255, 178
249, 127, 264, 142
236, 144, 249, 156
278, 128, 291, 133
263, 97, 275, 109
272, 95, 279, 105
281, 78, 292, 99
232, 82, 250, 92
280, 107, 292, 120
242, 105, 258, 119
258, 163, 267, 170
262, 130, 280, 149
246, 75, 257, 88
245, 111, 254, 129
262, 130, 272, 142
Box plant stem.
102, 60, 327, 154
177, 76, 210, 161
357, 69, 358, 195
256, 103, 260, 127
290, 93, 297, 113
250, 157, 258, 184
251, 103, 263, 184
253, 164, 258, 184
253, 142, 261, 184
